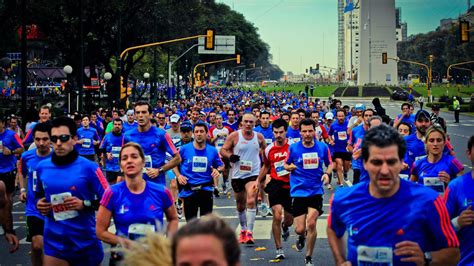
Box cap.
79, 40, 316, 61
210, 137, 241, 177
170, 114, 180, 123
180, 121, 193, 132
325, 112, 334, 120
199, 111, 206, 116
415, 109, 430, 121
126, 110, 134, 115
431, 104, 440, 111
355, 103, 366, 111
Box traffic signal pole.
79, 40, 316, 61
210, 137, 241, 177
388, 56, 432, 102
192, 55, 241, 89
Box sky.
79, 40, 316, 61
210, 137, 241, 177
219, 0, 471, 74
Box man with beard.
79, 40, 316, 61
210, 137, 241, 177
403, 110, 432, 175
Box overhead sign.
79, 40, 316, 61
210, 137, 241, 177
198, 35, 235, 55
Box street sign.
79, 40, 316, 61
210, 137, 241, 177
198, 35, 235, 55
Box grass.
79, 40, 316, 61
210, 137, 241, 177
412, 85, 474, 98
250, 84, 339, 97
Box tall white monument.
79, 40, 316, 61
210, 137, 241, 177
358, 0, 398, 85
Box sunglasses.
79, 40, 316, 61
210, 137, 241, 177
50, 134, 71, 143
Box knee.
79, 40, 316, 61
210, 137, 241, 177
273, 213, 282, 224
170, 179, 177, 189
306, 220, 316, 231
32, 239, 43, 251
294, 224, 305, 235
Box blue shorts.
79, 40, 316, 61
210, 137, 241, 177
44, 240, 104, 265
166, 169, 176, 180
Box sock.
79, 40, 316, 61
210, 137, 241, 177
238, 210, 247, 231
247, 208, 257, 232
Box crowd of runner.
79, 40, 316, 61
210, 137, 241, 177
0, 86, 472, 265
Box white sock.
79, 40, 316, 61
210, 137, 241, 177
238, 210, 247, 231
247, 208, 257, 232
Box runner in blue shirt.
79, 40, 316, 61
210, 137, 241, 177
411, 126, 464, 193
96, 142, 178, 265
284, 118, 332, 266
254, 111, 273, 146
35, 117, 109, 265
393, 102, 416, 133
123, 102, 181, 185
76, 115, 100, 161
347, 109, 374, 184
175, 122, 223, 221
328, 109, 350, 187
403, 109, 432, 176
444, 135, 474, 265
328, 124, 460, 266
100, 118, 124, 184
287, 113, 301, 144
23, 105, 51, 148
18, 122, 52, 265
122, 110, 138, 133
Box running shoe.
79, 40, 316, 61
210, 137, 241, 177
175, 202, 183, 220
239, 230, 247, 244
305, 256, 313, 266
281, 223, 290, 241
213, 187, 220, 198
295, 235, 305, 252
261, 203, 270, 217
275, 248, 286, 260
246, 231, 255, 245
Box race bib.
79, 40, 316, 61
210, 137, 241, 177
143, 155, 153, 173
216, 138, 225, 149
82, 139, 91, 148
415, 155, 426, 162
128, 223, 156, 240
357, 245, 393, 266
423, 177, 445, 194
399, 174, 409, 180
274, 160, 289, 177
265, 139, 273, 145
192, 156, 208, 173
289, 138, 301, 145
338, 131, 347, 141
51, 192, 78, 221
239, 160, 252, 174
303, 152, 319, 169
0, 140, 3, 153
111, 146, 121, 158
171, 136, 181, 144
32, 171, 38, 192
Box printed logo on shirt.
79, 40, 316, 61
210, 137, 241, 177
149, 204, 156, 211
348, 224, 359, 236
273, 151, 288, 160
119, 204, 129, 214
396, 228, 405, 236
69, 186, 77, 191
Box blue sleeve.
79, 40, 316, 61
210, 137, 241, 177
286, 146, 294, 164
444, 184, 459, 218
21, 155, 27, 177
329, 194, 345, 238
100, 188, 115, 210
425, 196, 459, 250
163, 132, 178, 156
323, 146, 332, 167
35, 167, 45, 199
162, 187, 174, 209
328, 125, 333, 135
94, 130, 100, 141
99, 136, 107, 150
212, 148, 223, 168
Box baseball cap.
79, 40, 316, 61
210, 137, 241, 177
415, 109, 430, 121
170, 114, 180, 123
325, 112, 334, 120
355, 103, 366, 111
199, 111, 206, 116
180, 121, 193, 132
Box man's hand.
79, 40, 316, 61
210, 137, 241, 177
229, 154, 240, 163
4, 233, 19, 253
321, 174, 330, 185
352, 149, 362, 160
177, 175, 188, 185
19, 191, 27, 202
36, 197, 52, 216
438, 171, 451, 183
394, 241, 424, 266
146, 168, 159, 179
106, 152, 113, 161
402, 163, 409, 170
2, 147, 11, 156
211, 168, 220, 179
63, 196, 84, 211
284, 163, 297, 172
458, 205, 474, 228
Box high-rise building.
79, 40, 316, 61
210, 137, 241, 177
338, 0, 345, 74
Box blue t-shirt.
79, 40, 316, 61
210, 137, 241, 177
445, 172, 474, 265
224, 121, 239, 132
123, 126, 178, 185
286, 141, 332, 197
403, 134, 426, 175
178, 143, 223, 198
99, 132, 123, 172
20, 149, 52, 219
76, 127, 100, 155
100, 181, 173, 238
329, 179, 459, 265
22, 122, 37, 146
395, 113, 416, 133
349, 125, 366, 170
122, 121, 138, 133
0, 129, 23, 173
254, 125, 273, 146
36, 155, 109, 252
329, 121, 349, 153
412, 155, 464, 192
287, 126, 301, 144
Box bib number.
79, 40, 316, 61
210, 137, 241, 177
423, 177, 445, 194
82, 139, 91, 148
265, 139, 273, 145
274, 160, 289, 177
399, 174, 409, 180
216, 138, 225, 150
128, 223, 156, 240
303, 153, 319, 169
192, 156, 208, 173
111, 146, 121, 158
239, 160, 252, 174
143, 155, 153, 173
32, 171, 38, 192
338, 131, 347, 141
51, 192, 78, 221
357, 245, 393, 266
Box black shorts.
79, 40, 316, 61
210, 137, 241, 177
106, 171, 120, 183
265, 179, 292, 212
292, 195, 324, 218
333, 152, 352, 161
26, 216, 44, 242
231, 176, 257, 193
0, 170, 16, 194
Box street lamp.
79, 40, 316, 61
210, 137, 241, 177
63, 65, 73, 113
144, 72, 150, 100
103, 72, 112, 106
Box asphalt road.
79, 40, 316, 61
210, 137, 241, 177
0, 99, 472, 266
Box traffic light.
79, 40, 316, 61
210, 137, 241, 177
250, 63, 256, 68
316, 64, 319, 70
460, 21, 470, 43
205, 28, 215, 50
120, 76, 127, 100
309, 66, 313, 73
305, 69, 308, 73
382, 52, 388, 64
236, 54, 241, 64
429, 55, 434, 63
127, 86, 132, 96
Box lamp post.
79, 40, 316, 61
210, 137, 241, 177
103, 72, 112, 106
144, 72, 150, 100
63, 65, 73, 114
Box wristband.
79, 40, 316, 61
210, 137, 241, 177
20, 188, 26, 193
451, 217, 460, 231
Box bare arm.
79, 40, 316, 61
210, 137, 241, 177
430, 248, 460, 266
165, 205, 178, 237
327, 227, 348, 265
219, 132, 238, 159
163, 153, 181, 171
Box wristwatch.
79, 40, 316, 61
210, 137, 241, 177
424, 252, 432, 266
83, 200, 91, 208
158, 167, 164, 174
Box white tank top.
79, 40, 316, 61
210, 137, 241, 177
231, 130, 261, 179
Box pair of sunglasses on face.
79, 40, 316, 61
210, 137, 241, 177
50, 134, 72, 143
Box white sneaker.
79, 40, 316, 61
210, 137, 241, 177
261, 203, 270, 217
175, 202, 183, 220
275, 248, 285, 260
